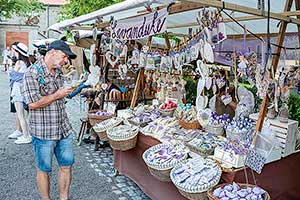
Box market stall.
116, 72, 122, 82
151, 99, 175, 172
49, 0, 300, 200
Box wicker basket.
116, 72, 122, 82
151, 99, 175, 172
205, 124, 224, 136
93, 118, 123, 141
142, 144, 188, 182
207, 183, 271, 200
147, 166, 172, 182
109, 134, 138, 151
159, 108, 176, 117
107, 126, 139, 151
87, 110, 114, 126
95, 130, 109, 141
179, 189, 208, 200
179, 119, 201, 129
127, 118, 149, 127
170, 159, 222, 200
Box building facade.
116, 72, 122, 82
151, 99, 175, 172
0, 0, 67, 59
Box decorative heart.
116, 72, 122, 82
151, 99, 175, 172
203, 95, 208, 108
106, 51, 119, 67
205, 77, 212, 89
199, 39, 205, 58
196, 60, 204, 77
197, 78, 205, 97
101, 83, 108, 90
201, 61, 209, 77
203, 42, 214, 63
196, 95, 205, 111
212, 83, 217, 94
92, 27, 98, 41
197, 108, 212, 128
190, 44, 199, 61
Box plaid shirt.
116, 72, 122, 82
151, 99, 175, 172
22, 59, 72, 140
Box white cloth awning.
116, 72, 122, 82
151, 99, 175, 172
49, 0, 299, 35
48, 0, 175, 32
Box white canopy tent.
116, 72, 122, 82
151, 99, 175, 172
48, 0, 300, 36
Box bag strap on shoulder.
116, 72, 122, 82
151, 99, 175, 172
33, 64, 46, 85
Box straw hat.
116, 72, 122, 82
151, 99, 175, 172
12, 42, 29, 57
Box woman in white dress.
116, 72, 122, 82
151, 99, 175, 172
9, 43, 31, 144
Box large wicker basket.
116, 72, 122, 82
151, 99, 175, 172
207, 183, 271, 200
109, 134, 138, 151
107, 125, 139, 151
179, 119, 201, 129
93, 118, 123, 141
170, 159, 222, 200
94, 130, 109, 141
142, 144, 188, 182
147, 166, 173, 182
178, 189, 209, 200
87, 110, 114, 126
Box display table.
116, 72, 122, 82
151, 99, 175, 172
114, 133, 186, 200
114, 133, 300, 200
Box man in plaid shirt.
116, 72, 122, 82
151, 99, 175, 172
22, 40, 77, 200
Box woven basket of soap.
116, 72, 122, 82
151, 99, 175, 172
179, 106, 201, 129
159, 101, 177, 117
170, 157, 222, 200
107, 124, 139, 151
187, 134, 225, 157
207, 183, 271, 200
93, 117, 123, 141
142, 143, 189, 182
179, 119, 201, 130
88, 110, 114, 126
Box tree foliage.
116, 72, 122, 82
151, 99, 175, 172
59, 0, 122, 21
0, 0, 45, 20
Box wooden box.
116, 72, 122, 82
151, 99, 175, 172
250, 113, 299, 157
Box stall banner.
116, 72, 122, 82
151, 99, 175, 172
110, 8, 168, 40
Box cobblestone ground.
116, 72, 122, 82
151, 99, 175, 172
0, 67, 150, 200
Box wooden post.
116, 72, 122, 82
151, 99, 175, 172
255, 0, 293, 133
164, 33, 171, 50
130, 67, 145, 109
271, 0, 294, 73
295, 0, 300, 45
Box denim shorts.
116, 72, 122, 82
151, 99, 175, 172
32, 134, 75, 173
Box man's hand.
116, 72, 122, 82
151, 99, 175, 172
54, 88, 73, 100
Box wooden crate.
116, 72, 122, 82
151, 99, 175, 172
250, 113, 299, 157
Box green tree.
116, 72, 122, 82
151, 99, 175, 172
0, 0, 44, 20
59, 0, 122, 21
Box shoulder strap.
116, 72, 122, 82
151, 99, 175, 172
33, 64, 46, 85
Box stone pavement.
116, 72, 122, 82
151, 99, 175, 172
0, 67, 150, 200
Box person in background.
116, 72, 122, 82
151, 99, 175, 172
2, 46, 12, 71
9, 42, 31, 144
7, 42, 23, 139
22, 40, 77, 200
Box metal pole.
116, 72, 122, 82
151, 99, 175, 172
47, 4, 49, 38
